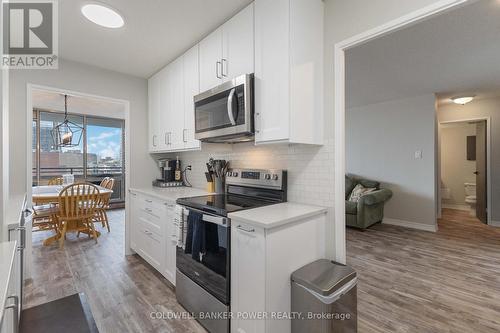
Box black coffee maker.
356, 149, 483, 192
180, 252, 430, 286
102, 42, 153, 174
153, 159, 183, 187
158, 159, 177, 182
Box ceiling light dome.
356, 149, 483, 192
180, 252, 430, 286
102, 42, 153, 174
451, 96, 475, 105
81, 3, 124, 28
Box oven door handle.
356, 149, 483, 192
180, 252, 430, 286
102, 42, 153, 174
202, 214, 229, 227
227, 88, 237, 126
183, 207, 230, 227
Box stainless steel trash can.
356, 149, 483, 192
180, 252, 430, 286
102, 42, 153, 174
291, 259, 357, 333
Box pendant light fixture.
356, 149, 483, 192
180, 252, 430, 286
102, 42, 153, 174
51, 95, 84, 148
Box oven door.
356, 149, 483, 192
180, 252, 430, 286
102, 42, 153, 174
176, 208, 230, 305
194, 74, 253, 142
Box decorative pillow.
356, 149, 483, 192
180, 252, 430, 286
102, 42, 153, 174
348, 184, 376, 202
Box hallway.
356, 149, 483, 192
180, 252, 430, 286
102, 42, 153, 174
347, 208, 500, 333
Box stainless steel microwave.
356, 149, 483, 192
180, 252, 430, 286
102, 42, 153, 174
194, 74, 254, 143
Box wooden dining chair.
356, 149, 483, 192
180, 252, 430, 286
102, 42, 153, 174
99, 177, 110, 188
32, 176, 64, 234
57, 182, 101, 248
94, 178, 115, 232
48, 176, 64, 185
32, 205, 59, 234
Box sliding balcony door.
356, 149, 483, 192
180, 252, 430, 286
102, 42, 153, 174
86, 116, 125, 202
32, 110, 125, 203
34, 111, 85, 185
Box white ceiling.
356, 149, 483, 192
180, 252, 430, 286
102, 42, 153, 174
346, 0, 500, 109
32, 89, 125, 118
59, 0, 253, 78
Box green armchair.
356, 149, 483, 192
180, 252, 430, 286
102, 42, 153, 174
345, 175, 393, 229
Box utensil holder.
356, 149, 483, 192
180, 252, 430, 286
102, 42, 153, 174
214, 178, 225, 194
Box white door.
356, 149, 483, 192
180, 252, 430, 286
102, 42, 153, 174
231, 224, 266, 333
169, 57, 185, 150
183, 45, 201, 150
222, 3, 254, 81
199, 28, 223, 92
254, 0, 290, 143
148, 74, 161, 151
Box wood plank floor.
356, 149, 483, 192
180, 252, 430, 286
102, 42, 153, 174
347, 208, 500, 333
24, 209, 206, 333
27, 208, 500, 332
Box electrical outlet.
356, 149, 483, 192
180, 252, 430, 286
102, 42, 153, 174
414, 150, 423, 159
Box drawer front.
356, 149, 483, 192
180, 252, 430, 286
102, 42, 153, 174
136, 222, 163, 271
138, 215, 162, 237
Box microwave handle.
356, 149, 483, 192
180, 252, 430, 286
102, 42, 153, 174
227, 88, 237, 126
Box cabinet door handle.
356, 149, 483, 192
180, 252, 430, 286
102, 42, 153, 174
216, 61, 222, 79
165, 132, 168, 145
145, 199, 153, 203
182, 129, 188, 143
236, 225, 255, 233
5, 295, 19, 333
153, 135, 157, 147
221, 58, 227, 77
145, 208, 153, 213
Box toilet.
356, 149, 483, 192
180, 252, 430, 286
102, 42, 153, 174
464, 183, 476, 217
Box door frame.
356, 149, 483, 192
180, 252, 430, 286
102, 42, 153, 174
26, 83, 132, 254
438, 117, 492, 225
333, 0, 471, 263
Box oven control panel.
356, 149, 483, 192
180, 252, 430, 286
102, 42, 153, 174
226, 168, 286, 190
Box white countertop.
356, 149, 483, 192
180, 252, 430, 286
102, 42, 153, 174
228, 202, 327, 229
0, 241, 17, 321
129, 186, 209, 202
5, 194, 26, 231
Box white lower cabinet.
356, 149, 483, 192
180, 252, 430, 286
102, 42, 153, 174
129, 191, 177, 285
0, 243, 20, 333
231, 223, 266, 333
231, 214, 326, 333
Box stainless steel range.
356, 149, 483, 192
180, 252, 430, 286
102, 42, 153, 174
175, 168, 287, 333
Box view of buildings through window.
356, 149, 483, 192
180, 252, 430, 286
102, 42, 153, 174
32, 110, 125, 203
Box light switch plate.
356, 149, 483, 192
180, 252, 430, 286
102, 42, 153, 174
414, 150, 423, 159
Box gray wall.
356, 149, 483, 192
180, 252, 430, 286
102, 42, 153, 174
438, 96, 500, 222
346, 94, 437, 225
9, 59, 156, 195
440, 123, 476, 206
324, 0, 445, 254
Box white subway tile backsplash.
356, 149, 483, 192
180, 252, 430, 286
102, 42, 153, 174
162, 140, 334, 209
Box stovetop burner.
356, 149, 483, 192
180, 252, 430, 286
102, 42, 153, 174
176, 168, 287, 216
176, 193, 278, 216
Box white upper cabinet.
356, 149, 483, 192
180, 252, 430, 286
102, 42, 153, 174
199, 3, 254, 92
148, 48, 200, 153
254, 0, 324, 145
169, 57, 185, 150
222, 3, 255, 82
183, 45, 201, 150
158, 66, 171, 151
199, 27, 223, 93
148, 72, 161, 152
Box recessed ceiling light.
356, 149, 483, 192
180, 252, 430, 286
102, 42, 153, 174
81, 3, 124, 28
451, 96, 475, 105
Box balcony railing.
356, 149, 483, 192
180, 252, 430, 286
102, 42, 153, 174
32, 167, 125, 203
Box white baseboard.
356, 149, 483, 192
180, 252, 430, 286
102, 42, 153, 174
489, 220, 500, 227
383, 218, 438, 232
442, 203, 470, 211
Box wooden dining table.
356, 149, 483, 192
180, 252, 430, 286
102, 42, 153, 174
32, 185, 113, 245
